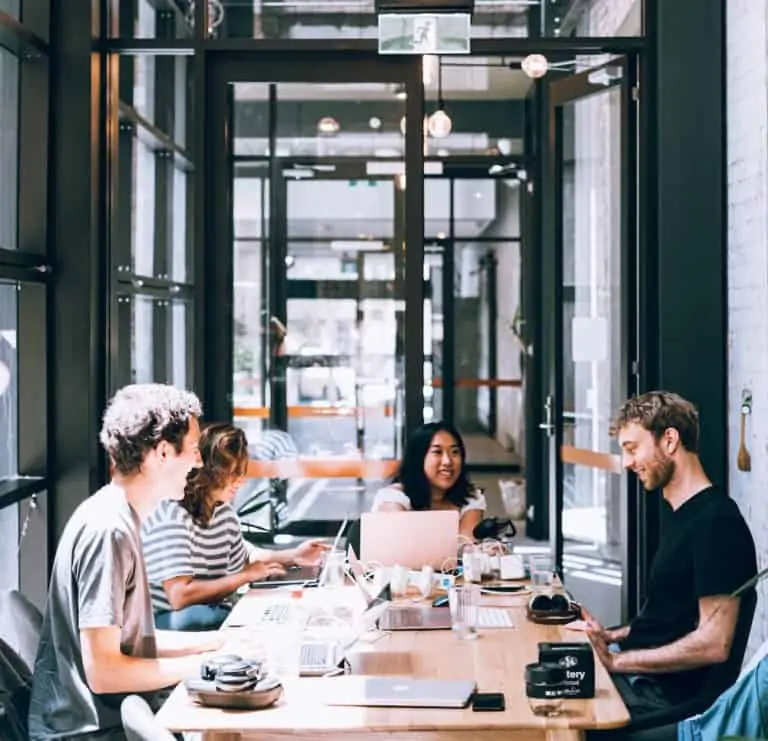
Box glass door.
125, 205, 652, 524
544, 57, 638, 626
206, 55, 424, 533
279, 162, 404, 463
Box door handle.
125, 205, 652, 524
539, 396, 554, 437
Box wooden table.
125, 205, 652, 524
156, 587, 629, 741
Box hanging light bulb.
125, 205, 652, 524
428, 108, 452, 139
427, 56, 452, 140
317, 116, 340, 136
521, 53, 549, 79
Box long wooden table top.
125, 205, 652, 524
156, 587, 629, 738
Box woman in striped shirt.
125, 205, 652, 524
142, 422, 328, 631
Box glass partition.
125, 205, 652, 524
228, 72, 412, 533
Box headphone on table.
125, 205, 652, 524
472, 517, 517, 542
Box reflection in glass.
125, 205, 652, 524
171, 167, 189, 282
424, 176, 525, 465
0, 49, 19, 251
0, 282, 18, 479
132, 296, 154, 383
171, 301, 188, 389
132, 140, 156, 277
0, 0, 19, 19
233, 235, 266, 444
559, 79, 625, 628
109, 0, 194, 39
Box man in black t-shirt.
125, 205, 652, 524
584, 391, 757, 724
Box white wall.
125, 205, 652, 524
726, 0, 768, 657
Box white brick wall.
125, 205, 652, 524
727, 0, 768, 657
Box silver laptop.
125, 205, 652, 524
346, 546, 451, 631
298, 599, 392, 676
325, 677, 477, 708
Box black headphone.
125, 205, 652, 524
200, 654, 266, 692
529, 593, 572, 613
472, 517, 517, 541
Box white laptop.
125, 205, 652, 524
325, 676, 477, 708
360, 510, 459, 570
298, 599, 391, 676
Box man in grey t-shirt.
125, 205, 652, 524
28, 384, 220, 741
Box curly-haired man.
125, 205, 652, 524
29, 384, 218, 741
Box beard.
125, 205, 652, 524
641, 449, 675, 491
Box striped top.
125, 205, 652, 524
141, 499, 248, 614
250, 429, 299, 462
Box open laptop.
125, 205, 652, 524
360, 510, 459, 570
250, 518, 349, 590
347, 546, 452, 631
347, 546, 514, 631
298, 596, 392, 676
325, 677, 477, 708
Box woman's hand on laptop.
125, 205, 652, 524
246, 561, 287, 582
289, 539, 331, 566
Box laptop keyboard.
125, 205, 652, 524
477, 608, 514, 629
300, 642, 332, 668
385, 607, 514, 629
252, 602, 292, 625
386, 609, 425, 629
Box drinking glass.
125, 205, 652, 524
461, 544, 483, 583
257, 623, 302, 683
448, 584, 480, 640
322, 549, 347, 588
529, 554, 554, 590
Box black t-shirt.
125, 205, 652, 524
621, 486, 757, 703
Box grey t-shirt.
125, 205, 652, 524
28, 484, 159, 740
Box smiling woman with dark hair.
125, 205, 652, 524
371, 421, 486, 540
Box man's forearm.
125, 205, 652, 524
612, 629, 725, 674
88, 652, 202, 695
155, 629, 220, 657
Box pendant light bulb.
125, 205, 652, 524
521, 53, 549, 79
428, 108, 452, 139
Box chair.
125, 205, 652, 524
0, 589, 43, 674
120, 695, 177, 741
629, 587, 758, 731
0, 637, 33, 741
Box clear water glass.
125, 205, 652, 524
258, 624, 302, 682
448, 584, 480, 640
322, 549, 347, 588
529, 554, 554, 590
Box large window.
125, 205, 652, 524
110, 53, 195, 392
0, 7, 51, 608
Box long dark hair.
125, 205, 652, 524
181, 422, 249, 527
393, 421, 474, 510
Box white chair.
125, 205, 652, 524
120, 695, 177, 741
0, 589, 43, 674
